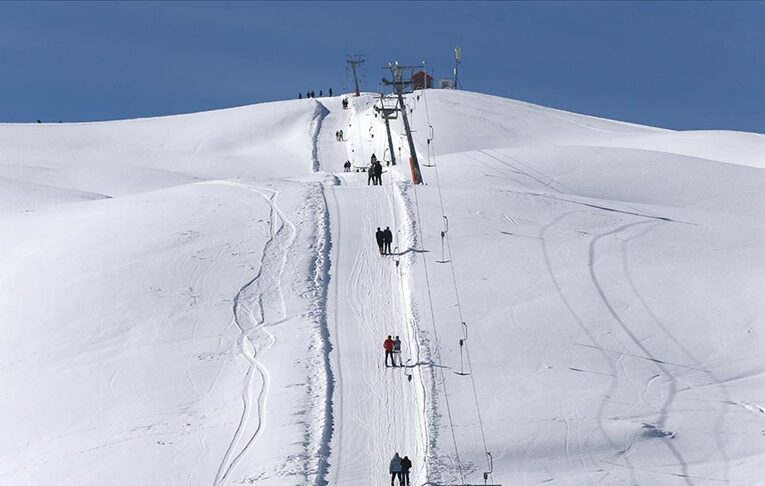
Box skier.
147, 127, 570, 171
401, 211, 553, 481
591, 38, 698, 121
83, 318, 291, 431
319, 90, 323, 97
376, 227, 386, 254
392, 336, 402, 366
368, 162, 376, 185
299, 93, 302, 99
342, 98, 349, 109
384, 335, 395, 367
374, 161, 383, 185
338, 129, 343, 140
329, 87, 333, 97
400, 456, 412, 486
383, 226, 393, 255
343, 160, 351, 172
311, 91, 315, 98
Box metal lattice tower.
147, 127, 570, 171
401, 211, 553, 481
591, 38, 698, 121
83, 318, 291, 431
346, 55, 365, 97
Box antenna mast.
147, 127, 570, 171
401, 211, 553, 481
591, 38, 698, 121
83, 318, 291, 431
346, 55, 365, 97
454, 47, 462, 89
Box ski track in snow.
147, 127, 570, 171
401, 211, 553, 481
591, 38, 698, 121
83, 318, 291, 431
213, 182, 296, 486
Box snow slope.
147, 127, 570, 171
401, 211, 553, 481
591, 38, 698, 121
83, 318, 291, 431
2, 88, 765, 486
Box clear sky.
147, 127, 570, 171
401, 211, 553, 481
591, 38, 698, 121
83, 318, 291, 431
0, 1, 763, 132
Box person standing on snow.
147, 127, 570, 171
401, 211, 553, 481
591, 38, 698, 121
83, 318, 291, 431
329, 88, 333, 97
383, 226, 393, 255
384, 336, 395, 368
392, 336, 402, 367
374, 160, 383, 185
389, 452, 403, 485
399, 456, 412, 486
368, 162, 376, 185
376, 227, 385, 255
343, 160, 351, 172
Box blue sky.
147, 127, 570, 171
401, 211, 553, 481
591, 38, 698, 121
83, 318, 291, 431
0, 1, 763, 132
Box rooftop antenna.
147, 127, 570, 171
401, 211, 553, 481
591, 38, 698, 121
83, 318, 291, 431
346, 55, 365, 97
454, 47, 462, 89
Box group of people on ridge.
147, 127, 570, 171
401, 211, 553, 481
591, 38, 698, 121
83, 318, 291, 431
389, 452, 413, 485
375, 227, 393, 255
335, 129, 344, 141
299, 88, 332, 99
368, 153, 383, 185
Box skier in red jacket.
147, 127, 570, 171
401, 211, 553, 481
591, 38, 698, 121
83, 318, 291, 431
384, 335, 395, 367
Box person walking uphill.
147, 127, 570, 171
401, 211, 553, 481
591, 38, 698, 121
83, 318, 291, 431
384, 336, 395, 368
374, 160, 383, 185
399, 456, 412, 486
375, 227, 385, 255
392, 336, 402, 367
389, 452, 403, 485
383, 226, 393, 255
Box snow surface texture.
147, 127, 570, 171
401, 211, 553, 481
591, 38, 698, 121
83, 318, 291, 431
1, 90, 764, 485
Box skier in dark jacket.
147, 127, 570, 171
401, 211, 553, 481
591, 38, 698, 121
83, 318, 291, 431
375, 227, 385, 255
383, 227, 393, 255
374, 161, 383, 185
368, 162, 376, 185
399, 456, 412, 486
343, 160, 351, 172
329, 88, 333, 97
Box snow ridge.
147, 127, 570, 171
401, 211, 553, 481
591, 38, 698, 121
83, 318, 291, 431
307, 181, 336, 486
310, 101, 330, 173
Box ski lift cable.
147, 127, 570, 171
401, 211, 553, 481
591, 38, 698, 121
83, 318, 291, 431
409, 181, 466, 484
419, 86, 493, 482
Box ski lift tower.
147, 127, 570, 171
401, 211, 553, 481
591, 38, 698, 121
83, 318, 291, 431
454, 47, 462, 89
346, 55, 365, 97
374, 93, 399, 166
382, 62, 423, 184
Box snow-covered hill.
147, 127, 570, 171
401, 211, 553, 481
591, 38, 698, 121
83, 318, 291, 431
1, 89, 764, 485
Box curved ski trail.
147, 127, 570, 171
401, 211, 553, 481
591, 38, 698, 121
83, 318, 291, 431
214, 184, 296, 486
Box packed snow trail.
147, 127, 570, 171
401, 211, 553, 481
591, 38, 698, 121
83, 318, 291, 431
317, 98, 428, 485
